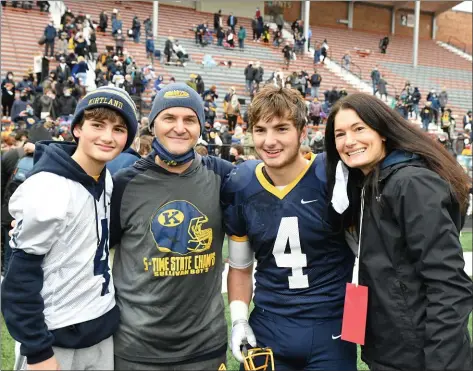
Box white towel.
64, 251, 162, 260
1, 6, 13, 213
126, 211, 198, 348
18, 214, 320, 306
331, 160, 350, 214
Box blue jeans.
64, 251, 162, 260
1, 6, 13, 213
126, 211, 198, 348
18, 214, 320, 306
217, 37, 223, 46
76, 72, 87, 86
422, 119, 430, 131
311, 86, 319, 98
238, 39, 244, 49
314, 51, 321, 64
372, 82, 378, 95
246, 80, 253, 92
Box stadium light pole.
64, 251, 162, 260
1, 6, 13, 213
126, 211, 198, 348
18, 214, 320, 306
413, 0, 421, 67
153, 1, 159, 44
303, 0, 310, 53
348, 0, 354, 29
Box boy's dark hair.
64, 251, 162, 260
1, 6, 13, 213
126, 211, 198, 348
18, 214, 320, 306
76, 107, 127, 129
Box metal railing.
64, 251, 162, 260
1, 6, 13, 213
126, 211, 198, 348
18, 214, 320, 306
448, 36, 467, 53
340, 58, 362, 80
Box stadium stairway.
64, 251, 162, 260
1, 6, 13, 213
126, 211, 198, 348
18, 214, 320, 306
0, 5, 53, 79
3, 1, 469, 130
62, 0, 357, 126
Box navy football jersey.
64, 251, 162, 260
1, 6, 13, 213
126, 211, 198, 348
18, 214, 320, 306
222, 153, 354, 319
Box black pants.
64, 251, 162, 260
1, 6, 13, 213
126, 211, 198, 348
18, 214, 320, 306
227, 114, 237, 131
432, 108, 439, 124
206, 116, 215, 126
116, 46, 123, 56
45, 41, 54, 57
310, 115, 321, 126
2, 96, 14, 117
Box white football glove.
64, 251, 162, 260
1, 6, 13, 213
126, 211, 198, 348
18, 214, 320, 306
231, 319, 257, 363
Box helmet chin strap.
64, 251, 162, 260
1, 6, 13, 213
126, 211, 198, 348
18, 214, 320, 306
152, 138, 195, 166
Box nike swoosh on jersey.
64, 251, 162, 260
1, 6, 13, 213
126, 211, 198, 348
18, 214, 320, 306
332, 334, 342, 340
301, 199, 318, 204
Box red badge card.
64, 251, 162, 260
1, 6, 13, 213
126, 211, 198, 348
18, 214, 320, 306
341, 282, 368, 345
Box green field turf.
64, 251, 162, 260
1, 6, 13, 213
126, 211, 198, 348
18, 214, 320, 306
461, 232, 472, 252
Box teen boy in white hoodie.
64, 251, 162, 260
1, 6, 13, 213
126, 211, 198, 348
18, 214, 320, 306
2, 86, 138, 370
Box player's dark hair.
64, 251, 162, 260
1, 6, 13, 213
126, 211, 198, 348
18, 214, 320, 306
248, 85, 307, 132
324, 93, 471, 217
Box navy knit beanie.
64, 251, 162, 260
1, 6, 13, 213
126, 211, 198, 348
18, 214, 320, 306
70, 86, 139, 150
148, 83, 205, 134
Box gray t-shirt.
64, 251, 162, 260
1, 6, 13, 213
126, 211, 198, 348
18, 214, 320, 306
110, 154, 234, 364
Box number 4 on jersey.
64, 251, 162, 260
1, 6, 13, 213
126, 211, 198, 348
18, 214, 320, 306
272, 217, 309, 289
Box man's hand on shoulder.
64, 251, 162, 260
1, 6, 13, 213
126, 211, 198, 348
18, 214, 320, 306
23, 142, 35, 155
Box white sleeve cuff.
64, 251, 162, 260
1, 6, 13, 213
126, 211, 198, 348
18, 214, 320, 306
228, 236, 254, 269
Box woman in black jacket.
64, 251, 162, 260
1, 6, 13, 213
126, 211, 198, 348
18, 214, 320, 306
1, 71, 16, 119
324, 93, 472, 371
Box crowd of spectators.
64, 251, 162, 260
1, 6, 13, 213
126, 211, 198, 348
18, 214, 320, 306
1, 2, 471, 173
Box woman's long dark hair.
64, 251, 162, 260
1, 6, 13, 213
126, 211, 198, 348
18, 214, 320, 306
324, 93, 471, 223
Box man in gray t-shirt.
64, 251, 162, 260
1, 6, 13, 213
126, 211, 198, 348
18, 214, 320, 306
110, 83, 234, 370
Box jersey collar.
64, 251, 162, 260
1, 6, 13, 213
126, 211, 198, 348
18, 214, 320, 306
255, 153, 316, 200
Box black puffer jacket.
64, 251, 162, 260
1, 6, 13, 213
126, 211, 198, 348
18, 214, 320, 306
357, 151, 472, 371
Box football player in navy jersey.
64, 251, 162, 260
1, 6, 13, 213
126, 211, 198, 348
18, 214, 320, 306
221, 85, 357, 371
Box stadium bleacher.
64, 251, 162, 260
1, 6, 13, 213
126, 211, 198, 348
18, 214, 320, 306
1, 0, 472, 128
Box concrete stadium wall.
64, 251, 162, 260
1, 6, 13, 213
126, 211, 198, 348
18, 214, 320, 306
394, 9, 433, 39
159, 0, 197, 9
309, 1, 348, 28
353, 2, 391, 34
436, 10, 473, 54
196, 1, 265, 18
163, 1, 472, 52
265, 1, 471, 45
159, 0, 264, 18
